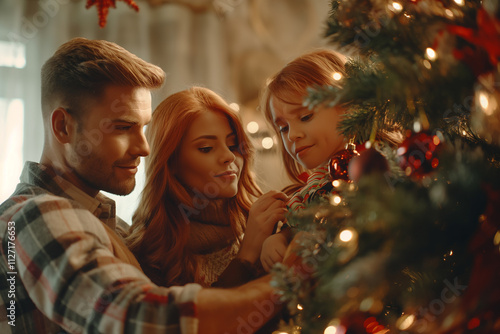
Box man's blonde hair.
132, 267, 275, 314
41, 37, 165, 122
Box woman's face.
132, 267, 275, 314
270, 93, 346, 169
177, 110, 243, 199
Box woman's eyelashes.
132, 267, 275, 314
198, 146, 212, 153
197, 144, 239, 153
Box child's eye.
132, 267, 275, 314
278, 125, 289, 133
300, 114, 313, 122
115, 125, 132, 131
198, 147, 212, 153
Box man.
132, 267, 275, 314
0, 37, 282, 334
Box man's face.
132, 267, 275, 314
67, 86, 151, 196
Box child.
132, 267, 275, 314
259, 49, 357, 271
259, 49, 401, 271
126, 86, 288, 287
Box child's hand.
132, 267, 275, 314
260, 233, 289, 272
238, 191, 288, 264
282, 231, 315, 280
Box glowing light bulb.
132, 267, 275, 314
423, 59, 431, 69
297, 304, 303, 310
339, 229, 353, 242
331, 195, 342, 206
454, 0, 464, 6
413, 121, 422, 133
246, 121, 259, 134
332, 72, 342, 81
332, 180, 341, 187
324, 326, 337, 334
391, 2, 403, 12
398, 314, 415, 330
479, 91, 490, 112
426, 48, 437, 60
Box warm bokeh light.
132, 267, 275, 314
324, 326, 337, 334
397, 314, 415, 330
262, 137, 274, 149
229, 102, 240, 112
391, 2, 403, 12
331, 195, 342, 205
339, 229, 353, 242
246, 121, 259, 133
426, 48, 437, 60
332, 72, 342, 81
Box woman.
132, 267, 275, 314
127, 86, 287, 287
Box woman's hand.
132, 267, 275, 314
237, 190, 288, 264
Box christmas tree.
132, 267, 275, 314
271, 0, 500, 333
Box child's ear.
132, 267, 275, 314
51, 107, 76, 144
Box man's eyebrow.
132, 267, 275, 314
109, 118, 138, 124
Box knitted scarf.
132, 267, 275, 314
186, 199, 241, 255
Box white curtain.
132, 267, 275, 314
0, 0, 331, 222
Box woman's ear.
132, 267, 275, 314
51, 107, 76, 144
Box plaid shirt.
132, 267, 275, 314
0, 162, 201, 334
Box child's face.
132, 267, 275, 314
271, 94, 346, 169
177, 110, 243, 198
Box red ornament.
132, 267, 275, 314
348, 147, 390, 183
397, 131, 442, 178
86, 0, 139, 28
328, 141, 360, 181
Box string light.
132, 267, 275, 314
391, 1, 403, 12
423, 59, 432, 69
339, 229, 353, 242
426, 48, 437, 61
454, 0, 464, 6
332, 72, 342, 81
331, 195, 342, 206
397, 314, 415, 330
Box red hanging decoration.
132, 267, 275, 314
348, 147, 390, 183
328, 140, 360, 181
397, 131, 442, 179
86, 0, 140, 28
447, 8, 500, 67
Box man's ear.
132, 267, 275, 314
51, 107, 76, 144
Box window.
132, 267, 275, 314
0, 98, 24, 201
0, 40, 26, 201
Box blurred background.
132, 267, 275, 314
0, 0, 333, 222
